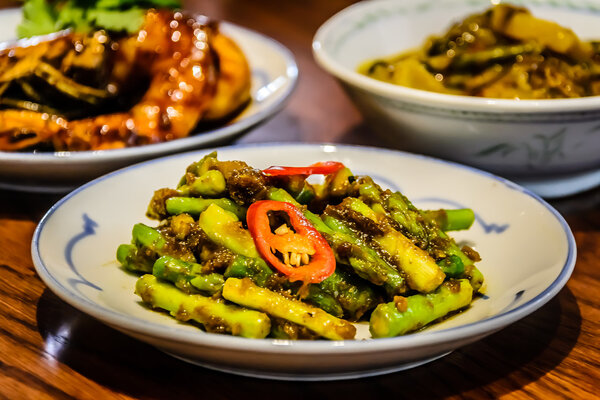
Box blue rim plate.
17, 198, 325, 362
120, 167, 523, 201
32, 143, 576, 380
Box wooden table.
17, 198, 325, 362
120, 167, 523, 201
1, 1, 599, 398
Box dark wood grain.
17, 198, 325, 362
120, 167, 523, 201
1, 1, 599, 398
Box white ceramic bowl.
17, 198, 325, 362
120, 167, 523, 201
0, 9, 298, 192
313, 0, 600, 197
32, 143, 575, 380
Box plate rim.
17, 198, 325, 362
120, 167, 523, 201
31, 142, 576, 355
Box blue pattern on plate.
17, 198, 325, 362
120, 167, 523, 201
65, 214, 102, 292
500, 290, 526, 313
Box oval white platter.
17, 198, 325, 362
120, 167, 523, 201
0, 8, 298, 192
32, 143, 575, 380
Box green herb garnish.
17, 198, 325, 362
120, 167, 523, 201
17, 0, 182, 38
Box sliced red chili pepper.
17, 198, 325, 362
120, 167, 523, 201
246, 200, 336, 284
262, 161, 345, 176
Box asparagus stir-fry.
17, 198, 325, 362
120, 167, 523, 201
360, 4, 600, 99
117, 152, 484, 339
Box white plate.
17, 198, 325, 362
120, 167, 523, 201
0, 9, 298, 193
32, 144, 576, 380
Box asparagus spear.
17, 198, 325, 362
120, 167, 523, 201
309, 166, 355, 206
183, 151, 269, 206
391, 199, 484, 291
223, 253, 344, 317
116, 243, 154, 273
176, 151, 220, 188
165, 197, 246, 220
225, 254, 377, 319
338, 197, 445, 293
116, 221, 198, 273
269, 318, 321, 340
317, 267, 381, 321
300, 284, 344, 318
269, 174, 316, 205
132, 222, 166, 252
197, 203, 259, 258
137, 221, 197, 261
223, 277, 356, 340
322, 215, 407, 296
422, 208, 475, 231
436, 255, 465, 278
432, 42, 543, 72
370, 279, 473, 338
135, 275, 271, 338
178, 170, 227, 197
152, 255, 224, 295
224, 254, 274, 287
352, 176, 484, 292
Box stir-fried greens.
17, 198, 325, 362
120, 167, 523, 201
360, 4, 600, 99
116, 153, 484, 339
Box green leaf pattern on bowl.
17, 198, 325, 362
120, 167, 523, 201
474, 124, 600, 169
475, 128, 567, 168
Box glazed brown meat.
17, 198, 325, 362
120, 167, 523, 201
0, 10, 251, 151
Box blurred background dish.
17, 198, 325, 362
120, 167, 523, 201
0, 7, 298, 192
313, 0, 600, 198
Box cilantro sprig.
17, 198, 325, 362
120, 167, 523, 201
17, 0, 182, 38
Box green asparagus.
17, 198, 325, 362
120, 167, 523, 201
370, 279, 474, 338
422, 208, 475, 232
116, 222, 196, 272
136, 274, 271, 338
178, 170, 227, 197
341, 197, 446, 293
322, 215, 407, 296
119, 152, 485, 341
198, 203, 259, 259
165, 197, 246, 220
223, 278, 356, 340
152, 255, 224, 295
116, 243, 154, 273
353, 177, 484, 292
